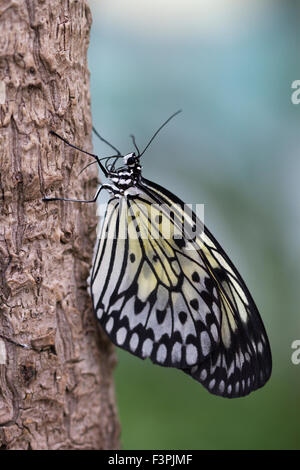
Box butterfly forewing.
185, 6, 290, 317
91, 190, 219, 368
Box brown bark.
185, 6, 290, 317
0, 0, 120, 449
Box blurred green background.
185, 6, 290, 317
88, 0, 300, 449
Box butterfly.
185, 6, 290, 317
44, 111, 272, 398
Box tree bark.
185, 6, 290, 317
0, 0, 120, 449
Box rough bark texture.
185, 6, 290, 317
0, 0, 120, 449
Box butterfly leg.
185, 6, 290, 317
49, 131, 108, 177
0, 334, 31, 350
42, 184, 114, 204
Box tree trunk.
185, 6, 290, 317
0, 0, 120, 450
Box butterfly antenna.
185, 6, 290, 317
92, 126, 121, 156
130, 134, 140, 156
139, 109, 182, 157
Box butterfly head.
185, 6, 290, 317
106, 151, 142, 192
123, 152, 141, 168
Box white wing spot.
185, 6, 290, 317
106, 317, 114, 334
212, 302, 221, 324
157, 344, 167, 363
117, 327, 127, 345
142, 338, 153, 357
239, 350, 245, 367
200, 369, 207, 380
228, 360, 235, 377
200, 331, 211, 356
209, 379, 216, 390
235, 352, 241, 370
210, 324, 218, 342
130, 333, 139, 352
171, 342, 182, 363
96, 308, 104, 320
219, 380, 225, 393
186, 344, 198, 365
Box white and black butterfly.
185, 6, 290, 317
44, 111, 272, 398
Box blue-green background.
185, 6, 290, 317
88, 0, 300, 449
